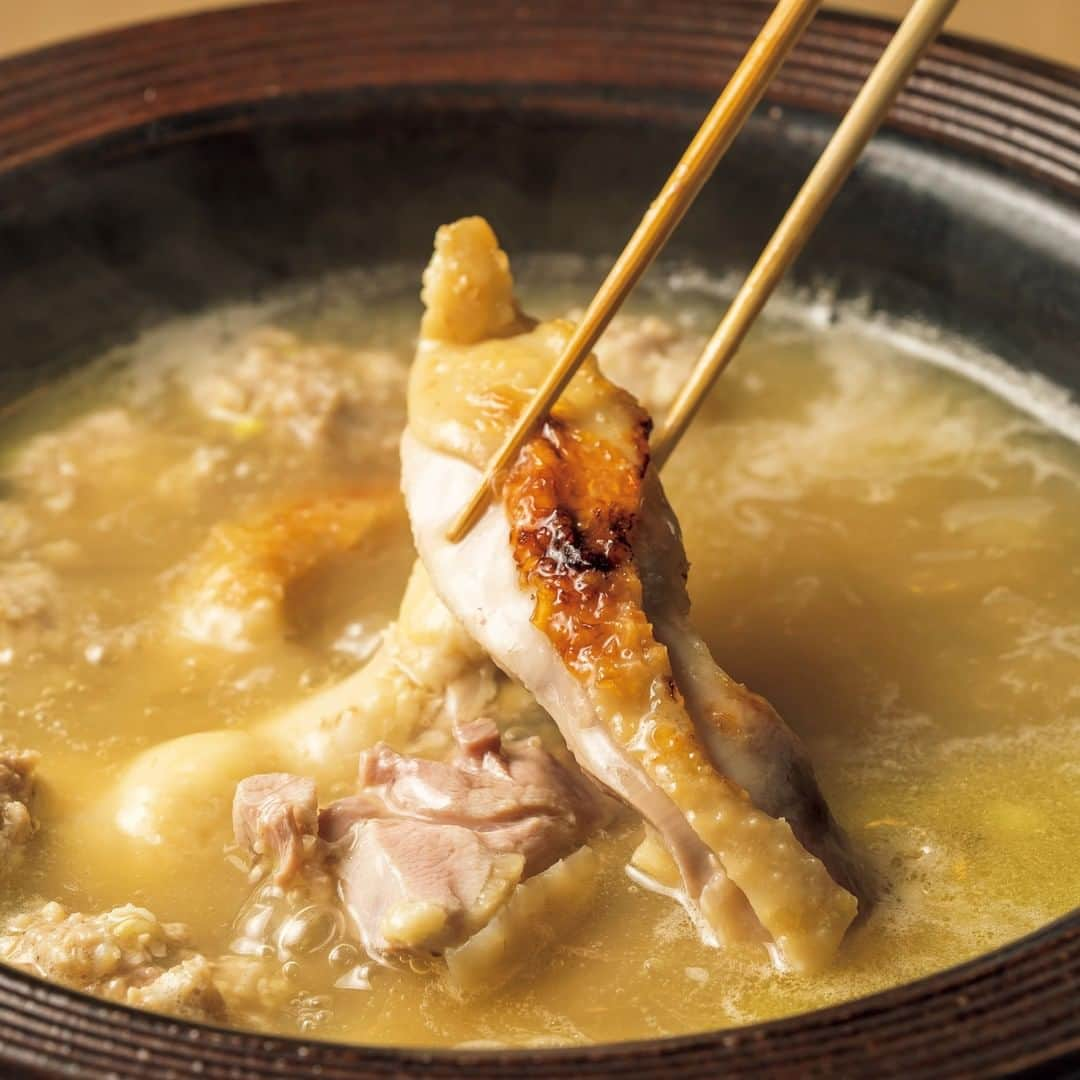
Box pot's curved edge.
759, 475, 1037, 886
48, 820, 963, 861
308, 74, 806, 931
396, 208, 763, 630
0, 907, 1078, 1077
0, 0, 1076, 195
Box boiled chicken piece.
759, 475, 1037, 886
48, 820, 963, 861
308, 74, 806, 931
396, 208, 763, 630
401, 217, 862, 972
171, 488, 402, 651
259, 559, 547, 789
634, 474, 863, 897
325, 718, 610, 878
11, 409, 155, 515
0, 902, 227, 1023
0, 900, 293, 1027
234, 720, 610, 961
444, 844, 599, 993
182, 327, 406, 459
0, 738, 39, 875
232, 772, 321, 885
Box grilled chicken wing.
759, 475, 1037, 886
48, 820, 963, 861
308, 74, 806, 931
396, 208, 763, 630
401, 217, 861, 972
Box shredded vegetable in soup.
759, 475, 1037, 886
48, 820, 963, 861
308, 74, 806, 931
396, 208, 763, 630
0, 220, 1077, 1046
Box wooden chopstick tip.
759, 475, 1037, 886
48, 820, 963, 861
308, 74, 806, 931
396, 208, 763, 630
444, 0, 823, 544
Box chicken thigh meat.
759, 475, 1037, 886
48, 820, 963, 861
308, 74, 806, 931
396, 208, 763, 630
401, 217, 862, 972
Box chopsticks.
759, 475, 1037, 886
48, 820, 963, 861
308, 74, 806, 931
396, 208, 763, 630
653, 0, 957, 466
445, 0, 823, 543
447, 0, 956, 543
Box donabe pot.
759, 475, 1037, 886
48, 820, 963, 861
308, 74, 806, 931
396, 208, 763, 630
0, 1, 1077, 1076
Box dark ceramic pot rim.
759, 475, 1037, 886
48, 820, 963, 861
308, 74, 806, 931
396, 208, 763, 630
1, 0, 1078, 194
0, 2, 1078, 1077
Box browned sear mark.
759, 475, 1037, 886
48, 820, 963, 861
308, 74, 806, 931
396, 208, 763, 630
502, 416, 670, 698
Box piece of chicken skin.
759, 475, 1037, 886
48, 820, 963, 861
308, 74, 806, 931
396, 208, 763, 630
260, 559, 524, 789
401, 217, 860, 972
635, 473, 864, 899
171, 489, 402, 651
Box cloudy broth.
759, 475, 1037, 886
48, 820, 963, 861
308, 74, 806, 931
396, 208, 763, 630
1, 261, 1077, 1045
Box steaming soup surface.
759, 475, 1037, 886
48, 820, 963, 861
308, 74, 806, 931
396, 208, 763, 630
1, 261, 1077, 1045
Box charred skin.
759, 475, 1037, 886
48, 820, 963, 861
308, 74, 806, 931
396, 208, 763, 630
504, 416, 657, 690
503, 415, 753, 807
